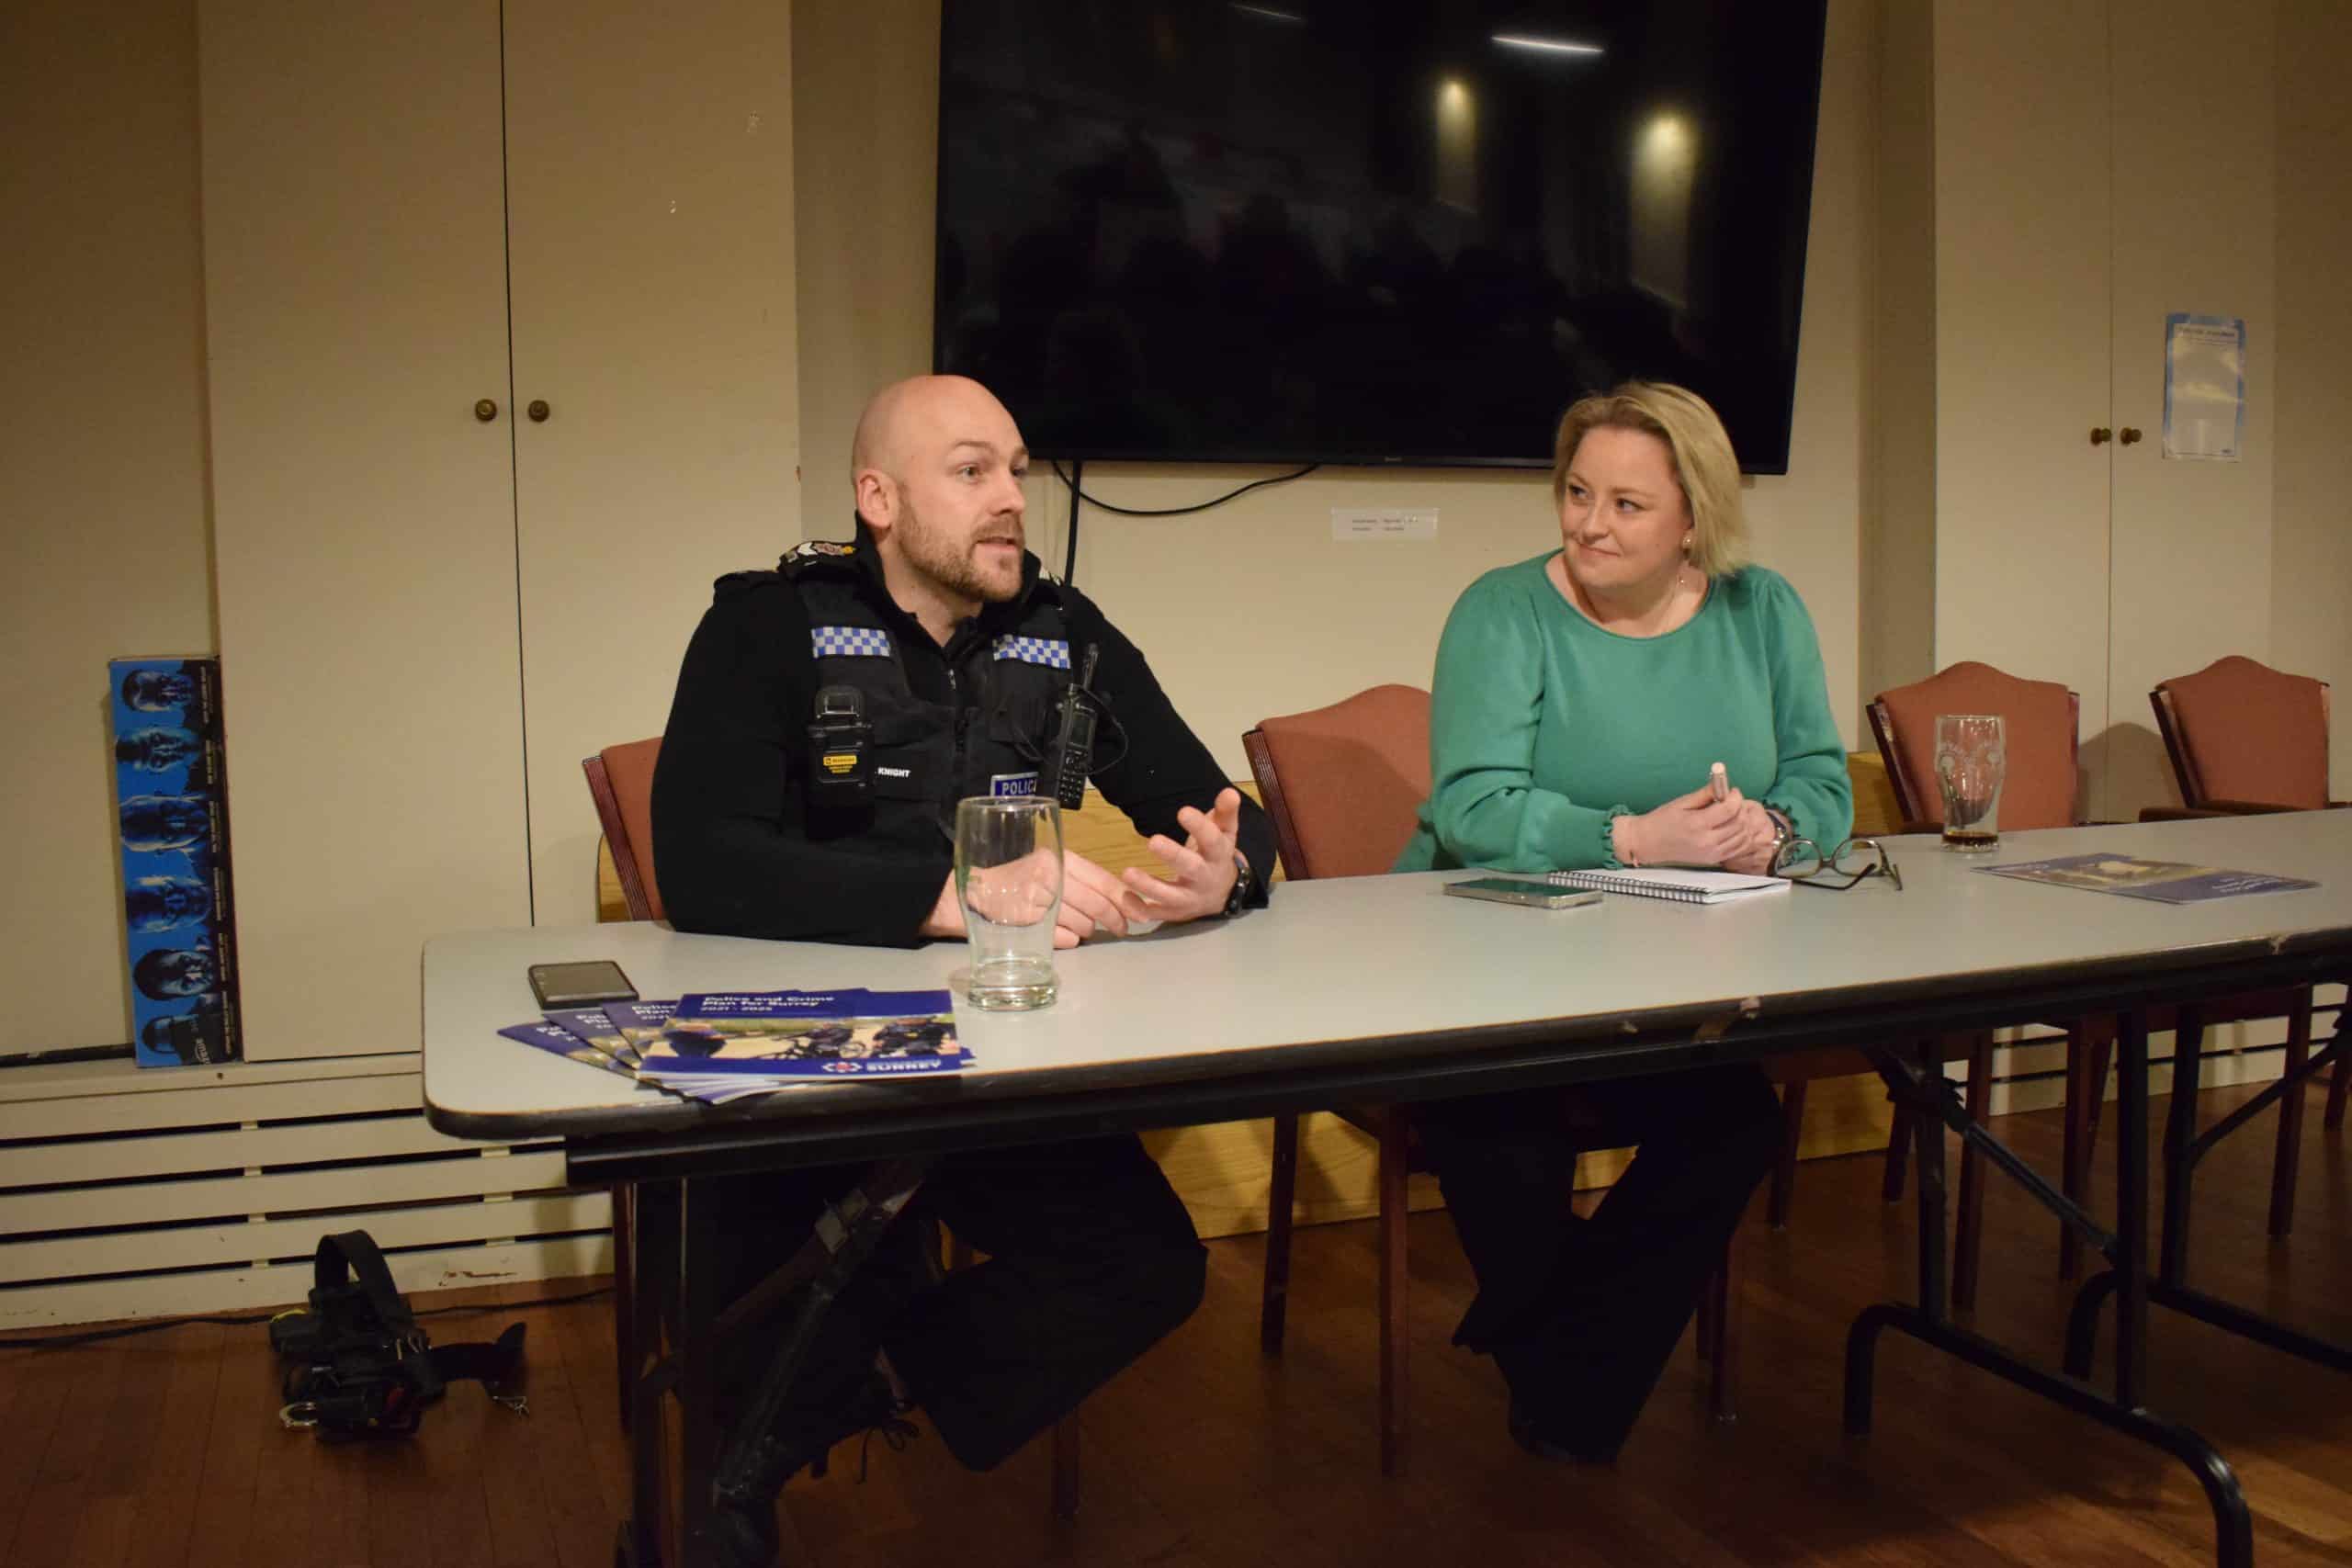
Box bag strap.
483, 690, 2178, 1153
423, 1322, 528, 1401
311, 1229, 416, 1337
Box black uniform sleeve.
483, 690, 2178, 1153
650, 584, 948, 945
1062, 587, 1275, 909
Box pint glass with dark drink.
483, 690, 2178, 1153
1935, 714, 2006, 852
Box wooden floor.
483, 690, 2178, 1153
4, 1081, 2346, 1568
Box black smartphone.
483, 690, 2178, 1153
526, 960, 639, 1009
1442, 877, 1601, 910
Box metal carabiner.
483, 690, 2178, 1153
490, 1391, 531, 1416
278, 1402, 321, 1430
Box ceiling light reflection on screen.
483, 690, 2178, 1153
1231, 3, 1306, 21
1491, 34, 1603, 56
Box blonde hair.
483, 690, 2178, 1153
1551, 381, 1748, 579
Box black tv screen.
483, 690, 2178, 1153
934, 1, 1827, 473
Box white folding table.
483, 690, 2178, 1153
424, 813, 2352, 1568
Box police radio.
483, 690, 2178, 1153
1039, 645, 1103, 809
808, 684, 873, 803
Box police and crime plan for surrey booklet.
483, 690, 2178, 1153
499, 988, 967, 1105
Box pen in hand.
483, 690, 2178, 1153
1709, 761, 1729, 804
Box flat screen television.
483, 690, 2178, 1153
933, 1, 1828, 473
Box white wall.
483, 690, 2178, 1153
792, 1, 1881, 773
1862, 0, 1938, 709
2274, 0, 2352, 788
14, 0, 2352, 1059
2, 4, 214, 1054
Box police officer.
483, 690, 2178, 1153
651, 374, 1274, 1564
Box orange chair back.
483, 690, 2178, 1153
1870, 662, 2079, 830
1243, 685, 1431, 880
582, 738, 665, 921
2151, 657, 2333, 810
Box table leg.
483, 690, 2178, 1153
1911, 1041, 1951, 1326
619, 1176, 679, 1568
678, 1173, 723, 1566
2268, 989, 2312, 1236
2069, 1010, 2351, 1379
1849, 1018, 2253, 1568
2112, 1010, 2153, 1411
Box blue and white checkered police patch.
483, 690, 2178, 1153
991, 635, 1071, 669
810, 626, 891, 659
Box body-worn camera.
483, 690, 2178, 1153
808, 684, 873, 803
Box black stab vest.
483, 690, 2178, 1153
782, 553, 1079, 850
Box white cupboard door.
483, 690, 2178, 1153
1930, 0, 2114, 818
2103, 3, 2276, 820
503, 0, 802, 925
201, 2, 528, 1058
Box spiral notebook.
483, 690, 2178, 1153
1543, 867, 1791, 905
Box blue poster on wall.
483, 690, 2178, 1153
110, 658, 242, 1066
2162, 313, 2246, 462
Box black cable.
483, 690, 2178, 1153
1049, 459, 1319, 518
1062, 457, 1083, 584
0, 1281, 614, 1351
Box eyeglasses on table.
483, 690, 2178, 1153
1773, 835, 1902, 891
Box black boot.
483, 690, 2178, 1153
710, 1367, 917, 1567
707, 1217, 940, 1568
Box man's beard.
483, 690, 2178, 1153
899, 496, 1023, 605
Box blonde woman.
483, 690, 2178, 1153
1396, 381, 1850, 1464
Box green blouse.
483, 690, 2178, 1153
1395, 556, 1852, 873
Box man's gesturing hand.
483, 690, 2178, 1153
1118, 787, 1247, 926
919, 848, 1135, 950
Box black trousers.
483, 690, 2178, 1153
1412, 1063, 1782, 1460
698, 1133, 1206, 1472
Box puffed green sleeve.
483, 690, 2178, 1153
1419, 571, 1630, 873
1754, 571, 1853, 848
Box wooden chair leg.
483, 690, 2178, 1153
612, 1181, 635, 1435
2328, 1021, 2349, 1131
1704, 1234, 1738, 1424
1376, 1110, 1410, 1478
1951, 1033, 1993, 1313
2270, 987, 2314, 1236
1693, 1263, 1716, 1364
2086, 1030, 2114, 1142
1768, 1080, 1806, 1230
1882, 1073, 1914, 1203
1050, 1413, 1080, 1521
1261, 1112, 1301, 1353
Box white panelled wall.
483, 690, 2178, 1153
1930, 0, 2278, 823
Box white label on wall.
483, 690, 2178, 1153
1331, 508, 1439, 541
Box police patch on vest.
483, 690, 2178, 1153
811, 626, 891, 659
991, 635, 1070, 669
989, 772, 1040, 797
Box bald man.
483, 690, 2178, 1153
651, 375, 1275, 1562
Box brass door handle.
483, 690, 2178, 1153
474, 399, 499, 423
526, 400, 550, 423
2089, 426, 2111, 446
2119, 426, 2143, 446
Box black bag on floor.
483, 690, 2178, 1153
269, 1229, 526, 1438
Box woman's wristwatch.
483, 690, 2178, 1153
1221, 852, 1257, 918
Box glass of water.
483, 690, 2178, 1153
1934, 714, 2007, 852
953, 795, 1063, 1010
